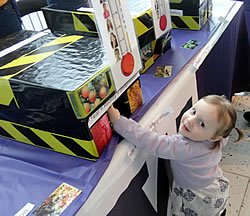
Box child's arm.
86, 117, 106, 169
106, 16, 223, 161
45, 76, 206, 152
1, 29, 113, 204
107, 106, 191, 160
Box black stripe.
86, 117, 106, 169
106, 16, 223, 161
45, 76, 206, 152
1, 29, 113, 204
138, 28, 155, 49
0, 31, 57, 66
171, 16, 189, 29
193, 17, 199, 23
53, 134, 98, 160
8, 99, 19, 109
0, 63, 32, 76
74, 14, 97, 32
137, 13, 153, 29
0, 43, 68, 77
0, 127, 14, 139
0, 32, 55, 68
106, 70, 112, 88
31, 43, 70, 55
14, 125, 53, 149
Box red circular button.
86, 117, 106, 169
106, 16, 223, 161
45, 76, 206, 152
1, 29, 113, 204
121, 52, 134, 76
159, 15, 167, 31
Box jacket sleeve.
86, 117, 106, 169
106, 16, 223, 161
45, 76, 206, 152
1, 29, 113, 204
112, 116, 193, 160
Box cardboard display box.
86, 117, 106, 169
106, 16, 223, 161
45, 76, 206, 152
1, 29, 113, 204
41, 0, 172, 74
130, 3, 172, 73
41, 1, 97, 37
169, 0, 212, 30
0, 31, 115, 160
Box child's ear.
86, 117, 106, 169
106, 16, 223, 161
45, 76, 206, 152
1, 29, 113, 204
209, 135, 223, 142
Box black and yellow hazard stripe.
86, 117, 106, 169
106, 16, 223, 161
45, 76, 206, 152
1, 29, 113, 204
0, 119, 99, 160
170, 0, 209, 30
171, 16, 200, 30
72, 12, 97, 34
132, 9, 155, 49
133, 9, 153, 37
0, 35, 83, 107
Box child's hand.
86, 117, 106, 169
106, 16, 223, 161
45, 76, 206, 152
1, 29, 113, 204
107, 105, 121, 124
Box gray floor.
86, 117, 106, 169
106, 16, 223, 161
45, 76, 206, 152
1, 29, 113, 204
220, 95, 250, 215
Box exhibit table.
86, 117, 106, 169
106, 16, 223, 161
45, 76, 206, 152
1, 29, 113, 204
0, 1, 245, 215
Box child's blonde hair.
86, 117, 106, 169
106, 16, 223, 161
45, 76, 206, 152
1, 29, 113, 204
202, 95, 243, 149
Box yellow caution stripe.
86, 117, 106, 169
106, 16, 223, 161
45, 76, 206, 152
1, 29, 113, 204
0, 35, 83, 107
141, 56, 155, 74
171, 16, 200, 30
0, 78, 18, 107
0, 35, 83, 78
0, 119, 99, 160
72, 12, 97, 33
133, 10, 153, 37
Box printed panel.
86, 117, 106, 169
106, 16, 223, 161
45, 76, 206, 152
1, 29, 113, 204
151, 0, 172, 38
90, 0, 142, 90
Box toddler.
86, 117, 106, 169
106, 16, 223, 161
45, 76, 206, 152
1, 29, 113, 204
107, 95, 243, 215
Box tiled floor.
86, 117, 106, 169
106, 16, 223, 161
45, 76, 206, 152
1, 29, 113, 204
220, 94, 250, 216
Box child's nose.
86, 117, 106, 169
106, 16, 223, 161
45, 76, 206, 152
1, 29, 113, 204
187, 116, 195, 126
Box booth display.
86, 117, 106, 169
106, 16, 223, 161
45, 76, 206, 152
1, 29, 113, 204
0, 32, 116, 160
128, 0, 172, 73
0, 0, 246, 215
0, 0, 149, 160
169, 0, 212, 30
41, 0, 172, 73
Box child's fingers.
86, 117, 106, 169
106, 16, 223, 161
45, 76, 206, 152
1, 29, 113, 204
107, 105, 120, 123
108, 105, 115, 113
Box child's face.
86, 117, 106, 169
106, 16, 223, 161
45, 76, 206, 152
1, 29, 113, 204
179, 99, 222, 142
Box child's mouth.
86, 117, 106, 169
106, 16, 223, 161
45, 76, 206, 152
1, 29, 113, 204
183, 123, 190, 132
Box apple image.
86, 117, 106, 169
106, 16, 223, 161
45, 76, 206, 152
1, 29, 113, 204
88, 90, 96, 103
81, 85, 90, 98
83, 103, 90, 113
93, 98, 101, 108
99, 86, 107, 99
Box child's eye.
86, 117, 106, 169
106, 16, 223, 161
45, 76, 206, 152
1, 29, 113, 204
191, 108, 196, 115
199, 122, 205, 127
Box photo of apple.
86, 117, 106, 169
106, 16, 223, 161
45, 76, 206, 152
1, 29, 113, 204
93, 98, 101, 108
81, 85, 90, 98
99, 86, 107, 99
88, 90, 96, 103
83, 103, 90, 114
